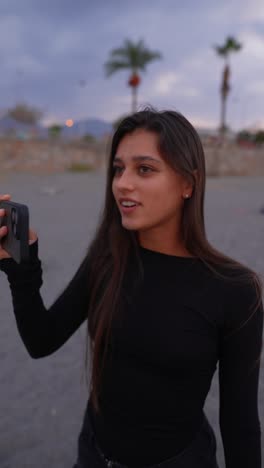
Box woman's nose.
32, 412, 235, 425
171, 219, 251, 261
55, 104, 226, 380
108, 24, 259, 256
116, 170, 135, 190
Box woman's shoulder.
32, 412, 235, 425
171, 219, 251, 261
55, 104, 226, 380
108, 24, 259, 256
201, 258, 258, 288
198, 259, 262, 318
213, 265, 263, 331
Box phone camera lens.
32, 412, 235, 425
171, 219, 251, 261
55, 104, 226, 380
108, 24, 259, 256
11, 209, 18, 238
11, 209, 18, 224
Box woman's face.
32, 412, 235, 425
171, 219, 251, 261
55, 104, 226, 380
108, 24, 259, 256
112, 129, 192, 239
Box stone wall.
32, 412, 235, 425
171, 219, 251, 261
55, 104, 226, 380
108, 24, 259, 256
0, 138, 263, 176
204, 142, 264, 176
0, 139, 109, 174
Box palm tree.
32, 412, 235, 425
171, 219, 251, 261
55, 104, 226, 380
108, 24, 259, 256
105, 39, 162, 113
214, 36, 242, 135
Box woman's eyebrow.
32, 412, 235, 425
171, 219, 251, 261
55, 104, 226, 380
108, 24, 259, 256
113, 155, 162, 164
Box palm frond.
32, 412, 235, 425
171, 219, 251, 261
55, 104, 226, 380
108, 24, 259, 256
137, 50, 162, 70
214, 45, 228, 56
104, 60, 131, 77
226, 36, 242, 51
104, 38, 162, 76
214, 36, 242, 57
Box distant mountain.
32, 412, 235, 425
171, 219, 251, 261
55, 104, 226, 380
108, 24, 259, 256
0, 116, 113, 139
61, 118, 113, 139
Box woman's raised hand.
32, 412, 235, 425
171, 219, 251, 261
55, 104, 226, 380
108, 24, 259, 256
0, 194, 38, 260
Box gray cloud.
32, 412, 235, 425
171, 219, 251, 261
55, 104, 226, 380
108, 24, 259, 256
0, 0, 263, 129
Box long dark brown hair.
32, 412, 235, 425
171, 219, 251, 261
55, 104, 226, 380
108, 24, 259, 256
83, 108, 263, 411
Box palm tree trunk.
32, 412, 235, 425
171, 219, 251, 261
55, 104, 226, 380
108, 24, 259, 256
220, 94, 227, 135
131, 86, 138, 113
220, 61, 230, 137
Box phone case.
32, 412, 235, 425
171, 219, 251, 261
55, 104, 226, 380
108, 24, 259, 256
0, 201, 29, 264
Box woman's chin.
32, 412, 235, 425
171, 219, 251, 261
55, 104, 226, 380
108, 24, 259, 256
122, 221, 138, 230
121, 219, 152, 233
121, 218, 142, 231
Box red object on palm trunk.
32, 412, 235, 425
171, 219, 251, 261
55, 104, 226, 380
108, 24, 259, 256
128, 74, 140, 87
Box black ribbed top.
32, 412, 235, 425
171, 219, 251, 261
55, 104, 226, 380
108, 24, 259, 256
1, 241, 263, 467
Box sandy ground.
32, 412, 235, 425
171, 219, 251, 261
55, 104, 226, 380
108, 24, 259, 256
0, 170, 263, 467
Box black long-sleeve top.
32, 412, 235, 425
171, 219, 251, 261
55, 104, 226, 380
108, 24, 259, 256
1, 241, 263, 467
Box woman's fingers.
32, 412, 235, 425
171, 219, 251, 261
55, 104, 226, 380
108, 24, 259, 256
0, 194, 11, 201
29, 228, 38, 245
0, 195, 11, 258
0, 204, 8, 240
0, 208, 7, 230
0, 227, 8, 240
0, 225, 11, 259
0, 195, 38, 254
0, 195, 11, 228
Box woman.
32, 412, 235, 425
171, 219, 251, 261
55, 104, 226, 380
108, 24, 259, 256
0, 109, 263, 468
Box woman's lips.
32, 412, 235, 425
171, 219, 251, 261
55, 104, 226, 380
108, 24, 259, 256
120, 204, 140, 214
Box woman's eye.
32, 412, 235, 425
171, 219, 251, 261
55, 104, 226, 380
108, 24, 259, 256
139, 166, 152, 174
112, 165, 153, 175
113, 166, 123, 174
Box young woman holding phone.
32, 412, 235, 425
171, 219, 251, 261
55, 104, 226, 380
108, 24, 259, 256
0, 109, 263, 468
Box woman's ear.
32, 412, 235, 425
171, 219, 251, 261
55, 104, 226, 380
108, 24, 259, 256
183, 170, 198, 198
191, 169, 199, 190
192, 169, 198, 181
182, 179, 193, 198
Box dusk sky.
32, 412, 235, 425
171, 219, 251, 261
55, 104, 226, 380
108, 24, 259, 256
0, 0, 263, 130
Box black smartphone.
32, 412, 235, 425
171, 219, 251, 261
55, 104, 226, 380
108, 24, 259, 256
0, 200, 29, 264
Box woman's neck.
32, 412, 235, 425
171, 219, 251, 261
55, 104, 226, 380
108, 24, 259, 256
138, 235, 193, 258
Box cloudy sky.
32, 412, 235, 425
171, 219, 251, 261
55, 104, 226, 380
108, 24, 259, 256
0, 0, 263, 129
